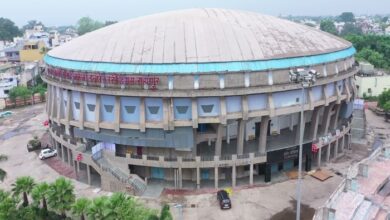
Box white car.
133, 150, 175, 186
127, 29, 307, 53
39, 148, 57, 159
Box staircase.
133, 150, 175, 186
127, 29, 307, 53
91, 151, 147, 196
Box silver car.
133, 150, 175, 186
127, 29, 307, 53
39, 148, 57, 160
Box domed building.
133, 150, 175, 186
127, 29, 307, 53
43, 8, 357, 195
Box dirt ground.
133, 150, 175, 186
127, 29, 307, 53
0, 104, 387, 220
0, 104, 108, 199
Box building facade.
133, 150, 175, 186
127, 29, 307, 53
43, 9, 357, 195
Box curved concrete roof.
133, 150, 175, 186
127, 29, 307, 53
48, 8, 351, 65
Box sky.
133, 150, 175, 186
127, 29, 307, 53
2, 0, 390, 27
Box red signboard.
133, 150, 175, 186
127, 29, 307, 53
46, 67, 160, 90
76, 153, 83, 162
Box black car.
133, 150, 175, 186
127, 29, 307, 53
217, 190, 232, 209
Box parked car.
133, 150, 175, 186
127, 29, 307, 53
27, 136, 41, 152
217, 190, 232, 209
0, 111, 12, 118
39, 148, 57, 160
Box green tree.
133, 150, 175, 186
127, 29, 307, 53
338, 12, 355, 22
104, 20, 118, 26
11, 176, 36, 207
31, 182, 49, 214
72, 198, 90, 220
159, 204, 173, 220
22, 20, 45, 32
8, 86, 32, 106
47, 177, 75, 219
76, 17, 104, 35
87, 196, 112, 220
378, 89, 390, 111
0, 17, 21, 41
0, 190, 18, 220
0, 154, 7, 182
340, 23, 363, 36
320, 20, 337, 35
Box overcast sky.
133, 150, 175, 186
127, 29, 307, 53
3, 0, 390, 27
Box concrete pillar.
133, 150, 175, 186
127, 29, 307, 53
220, 97, 227, 125
242, 96, 248, 120
334, 139, 339, 159
192, 129, 197, 156
66, 90, 72, 127
326, 143, 331, 162
331, 104, 341, 130
191, 98, 198, 128
61, 145, 66, 162
57, 87, 62, 121
215, 124, 224, 156
87, 165, 91, 185
79, 92, 85, 129
259, 116, 270, 154
317, 147, 322, 167
140, 98, 146, 132
214, 166, 218, 189
237, 120, 245, 155
295, 111, 307, 144
321, 103, 335, 135
232, 165, 236, 188
76, 160, 80, 172
95, 94, 101, 132
50, 85, 56, 118
196, 167, 200, 189
114, 96, 120, 132
249, 163, 254, 186
178, 167, 182, 189
67, 148, 72, 166
341, 135, 345, 152
310, 107, 321, 140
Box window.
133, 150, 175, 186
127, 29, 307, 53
148, 106, 160, 114
368, 88, 372, 93
74, 102, 80, 110
176, 106, 189, 114
104, 105, 114, 113
168, 76, 173, 90
87, 104, 96, 112
296, 98, 300, 103
194, 75, 199, 89
4, 90, 9, 95
219, 75, 225, 89
124, 106, 136, 114
64, 101, 67, 106
201, 105, 214, 113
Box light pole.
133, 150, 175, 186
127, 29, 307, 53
289, 68, 319, 220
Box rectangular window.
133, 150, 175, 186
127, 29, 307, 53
74, 102, 80, 110
201, 105, 214, 113
194, 75, 199, 89
368, 88, 372, 93
104, 105, 114, 113
176, 106, 189, 114
124, 106, 136, 114
87, 104, 96, 112
148, 106, 160, 114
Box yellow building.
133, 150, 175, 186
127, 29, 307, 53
356, 74, 390, 97
19, 41, 46, 62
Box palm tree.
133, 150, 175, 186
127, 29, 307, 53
0, 189, 18, 219
0, 154, 7, 182
71, 198, 90, 220
86, 196, 112, 220
31, 182, 49, 213
47, 177, 75, 219
11, 176, 36, 207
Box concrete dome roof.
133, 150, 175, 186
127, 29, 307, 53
48, 8, 351, 64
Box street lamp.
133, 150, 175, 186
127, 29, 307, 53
289, 68, 320, 220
